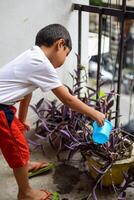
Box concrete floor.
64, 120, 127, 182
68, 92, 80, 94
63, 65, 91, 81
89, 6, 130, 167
0, 138, 134, 200
0, 87, 133, 200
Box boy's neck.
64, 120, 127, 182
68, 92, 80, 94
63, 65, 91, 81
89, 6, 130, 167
40, 45, 51, 59
40, 45, 55, 66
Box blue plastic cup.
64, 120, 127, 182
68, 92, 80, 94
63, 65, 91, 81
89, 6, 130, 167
92, 119, 113, 144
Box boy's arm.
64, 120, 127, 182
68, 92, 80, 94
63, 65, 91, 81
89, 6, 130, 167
52, 86, 105, 126
18, 93, 32, 124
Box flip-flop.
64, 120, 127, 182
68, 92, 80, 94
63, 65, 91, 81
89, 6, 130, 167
51, 192, 60, 200
28, 163, 55, 178
40, 190, 60, 200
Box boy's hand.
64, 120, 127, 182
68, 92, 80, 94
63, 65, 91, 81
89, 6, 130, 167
21, 121, 30, 131
23, 122, 30, 131
94, 110, 105, 126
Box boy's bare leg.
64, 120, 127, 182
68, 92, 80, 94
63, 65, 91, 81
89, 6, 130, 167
13, 163, 51, 200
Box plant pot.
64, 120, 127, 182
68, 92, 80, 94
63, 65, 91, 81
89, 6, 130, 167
86, 145, 134, 187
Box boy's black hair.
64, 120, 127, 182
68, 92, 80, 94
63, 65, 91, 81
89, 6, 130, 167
35, 24, 72, 50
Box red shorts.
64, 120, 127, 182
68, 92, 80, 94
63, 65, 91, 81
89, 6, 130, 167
0, 106, 30, 168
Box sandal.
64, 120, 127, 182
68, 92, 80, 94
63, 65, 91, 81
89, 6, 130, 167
28, 162, 55, 178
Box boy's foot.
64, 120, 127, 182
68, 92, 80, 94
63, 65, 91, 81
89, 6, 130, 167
18, 188, 52, 200
28, 161, 49, 172
40, 190, 52, 200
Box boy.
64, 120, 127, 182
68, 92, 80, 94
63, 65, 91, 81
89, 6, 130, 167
0, 24, 105, 200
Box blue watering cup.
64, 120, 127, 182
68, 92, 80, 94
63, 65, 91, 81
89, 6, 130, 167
92, 119, 113, 144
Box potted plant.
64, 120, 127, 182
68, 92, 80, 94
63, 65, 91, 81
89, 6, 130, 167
29, 64, 134, 200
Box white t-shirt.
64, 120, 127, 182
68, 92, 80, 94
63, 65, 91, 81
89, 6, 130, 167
0, 45, 62, 105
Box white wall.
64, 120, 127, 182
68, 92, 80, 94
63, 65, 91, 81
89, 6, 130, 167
0, 0, 89, 123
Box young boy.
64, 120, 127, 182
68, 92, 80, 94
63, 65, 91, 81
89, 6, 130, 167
0, 24, 105, 200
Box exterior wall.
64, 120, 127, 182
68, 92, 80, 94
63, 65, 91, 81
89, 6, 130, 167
0, 0, 89, 123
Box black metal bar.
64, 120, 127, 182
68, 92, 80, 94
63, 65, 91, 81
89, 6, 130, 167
96, 12, 102, 100
73, 1, 134, 126
78, 7, 82, 65
126, 11, 134, 19
111, 4, 134, 12
73, 4, 134, 19
115, 0, 127, 128
77, 6, 82, 98
109, 15, 112, 55
125, 6, 134, 12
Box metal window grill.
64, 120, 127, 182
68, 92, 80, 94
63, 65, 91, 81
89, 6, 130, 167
73, 1, 134, 128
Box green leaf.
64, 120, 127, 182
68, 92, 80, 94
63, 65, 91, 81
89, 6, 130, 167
92, 90, 106, 100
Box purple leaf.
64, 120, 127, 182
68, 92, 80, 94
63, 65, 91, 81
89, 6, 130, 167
40, 120, 51, 132
106, 100, 114, 112
60, 129, 70, 138
73, 81, 84, 87
27, 139, 42, 147
91, 164, 105, 174
30, 105, 39, 115
35, 133, 47, 140
74, 86, 83, 94
36, 98, 44, 109
86, 86, 96, 92
106, 90, 115, 102
92, 189, 98, 200
118, 192, 126, 200
64, 144, 75, 150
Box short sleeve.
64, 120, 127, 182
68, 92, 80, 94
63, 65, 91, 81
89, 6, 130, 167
28, 62, 62, 92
